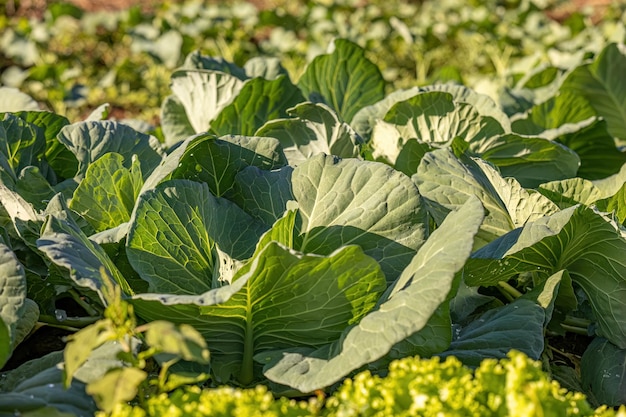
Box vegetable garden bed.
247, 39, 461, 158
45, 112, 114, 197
1, 0, 626, 415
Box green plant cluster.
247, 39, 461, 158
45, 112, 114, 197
104, 352, 626, 417
1, 0, 625, 121
1, 34, 626, 415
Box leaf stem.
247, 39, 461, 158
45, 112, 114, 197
68, 288, 102, 316
559, 323, 590, 336
562, 316, 591, 329
497, 281, 523, 301
38, 314, 101, 329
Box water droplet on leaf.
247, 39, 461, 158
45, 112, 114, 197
54, 309, 67, 322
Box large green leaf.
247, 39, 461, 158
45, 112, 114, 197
126, 179, 267, 295
131, 242, 386, 385
0, 353, 97, 416
260, 197, 484, 393
0, 183, 41, 248
596, 183, 626, 225
37, 208, 133, 300
169, 69, 244, 134
160, 95, 196, 147
15, 166, 56, 211
256, 102, 361, 165
0, 318, 9, 369
351, 84, 510, 141
510, 89, 625, 179
292, 154, 428, 283
170, 133, 286, 198
70, 153, 143, 232
439, 298, 545, 367
419, 84, 512, 132
210, 75, 305, 136
553, 118, 626, 180
351, 87, 420, 139
414, 149, 559, 248
562, 43, 626, 143
538, 164, 626, 209
231, 165, 294, 225
0, 238, 26, 345
473, 133, 580, 188
297, 38, 385, 123
0, 113, 46, 174
56, 121, 164, 178
370, 92, 505, 165
465, 205, 626, 349
8, 110, 76, 180
11, 298, 39, 352
511, 90, 596, 136
581, 338, 626, 407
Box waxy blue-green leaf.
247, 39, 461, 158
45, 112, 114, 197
510, 89, 625, 179
210, 75, 305, 136
169, 69, 244, 134
11, 298, 39, 354
472, 133, 580, 188
351, 87, 420, 139
394, 139, 432, 176
414, 149, 559, 248
256, 102, 361, 166
37, 205, 133, 300
538, 164, 626, 209
126, 179, 267, 295
581, 338, 626, 407
352, 84, 510, 141
596, 183, 626, 225
0, 357, 96, 416
439, 298, 545, 367
15, 166, 56, 211
419, 84, 512, 132
170, 133, 287, 198
0, 182, 42, 249
522, 269, 577, 328
561, 43, 626, 143
70, 153, 143, 232
292, 154, 428, 283
56, 121, 164, 179
511, 90, 596, 136
449, 281, 494, 324
160, 95, 196, 147
379, 303, 452, 367
552, 118, 626, 180
260, 197, 484, 392
370, 91, 505, 165
297, 38, 384, 123
0, 238, 27, 367
465, 205, 626, 349
132, 242, 386, 385
232, 165, 294, 226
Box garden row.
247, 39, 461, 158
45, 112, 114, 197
0, 0, 625, 415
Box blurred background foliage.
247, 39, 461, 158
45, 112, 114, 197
1, 0, 625, 123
